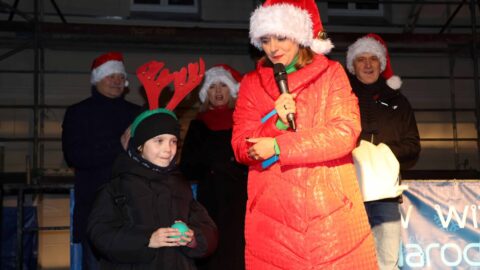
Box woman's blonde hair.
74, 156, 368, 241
260, 46, 315, 69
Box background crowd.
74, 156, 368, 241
62, 1, 419, 269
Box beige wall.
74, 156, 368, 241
3, 194, 70, 270
37, 195, 70, 270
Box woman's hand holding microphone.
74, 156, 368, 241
246, 93, 296, 161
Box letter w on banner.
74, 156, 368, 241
400, 180, 480, 269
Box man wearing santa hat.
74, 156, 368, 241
62, 52, 140, 269
346, 34, 421, 269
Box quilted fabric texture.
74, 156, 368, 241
232, 54, 378, 269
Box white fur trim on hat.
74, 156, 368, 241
90, 60, 127, 86
386, 75, 402, 90
250, 4, 313, 50
311, 38, 334, 55
346, 37, 387, 75
198, 66, 240, 103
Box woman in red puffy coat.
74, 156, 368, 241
231, 0, 378, 269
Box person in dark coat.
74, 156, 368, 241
346, 33, 421, 270
88, 59, 217, 269
180, 65, 248, 270
62, 51, 140, 269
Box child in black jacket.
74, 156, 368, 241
87, 59, 217, 270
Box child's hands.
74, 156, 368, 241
148, 227, 182, 248
148, 223, 197, 249
179, 229, 197, 248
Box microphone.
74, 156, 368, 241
273, 63, 296, 131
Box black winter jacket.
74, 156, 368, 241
62, 88, 140, 242
87, 153, 218, 270
180, 119, 238, 182
350, 75, 421, 170
179, 119, 248, 270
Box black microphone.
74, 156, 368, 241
273, 63, 296, 131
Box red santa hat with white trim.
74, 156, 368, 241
346, 33, 402, 90
198, 64, 243, 103
90, 51, 129, 87
249, 0, 334, 55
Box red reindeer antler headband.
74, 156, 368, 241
136, 58, 205, 110
131, 58, 205, 136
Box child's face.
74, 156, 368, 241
140, 134, 178, 167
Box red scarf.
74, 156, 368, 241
196, 105, 234, 131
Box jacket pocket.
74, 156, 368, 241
312, 168, 351, 219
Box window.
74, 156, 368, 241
131, 0, 198, 13
327, 2, 384, 17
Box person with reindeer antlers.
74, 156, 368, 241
87, 59, 218, 270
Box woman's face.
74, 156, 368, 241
140, 134, 177, 167
207, 81, 231, 108
260, 35, 300, 66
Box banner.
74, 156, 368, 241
400, 180, 480, 269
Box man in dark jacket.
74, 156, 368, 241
62, 51, 140, 269
346, 33, 421, 270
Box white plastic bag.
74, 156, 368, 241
352, 140, 407, 202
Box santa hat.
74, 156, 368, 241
90, 51, 129, 87
249, 0, 334, 55
346, 33, 402, 90
198, 64, 242, 103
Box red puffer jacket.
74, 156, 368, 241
232, 55, 378, 270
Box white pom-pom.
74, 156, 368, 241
310, 38, 334, 55
386, 75, 402, 90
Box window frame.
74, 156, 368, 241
131, 0, 199, 14
327, 2, 384, 17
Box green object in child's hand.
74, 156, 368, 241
170, 222, 189, 238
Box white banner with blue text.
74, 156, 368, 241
399, 180, 480, 269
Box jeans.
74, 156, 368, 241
82, 239, 100, 270
365, 201, 401, 270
